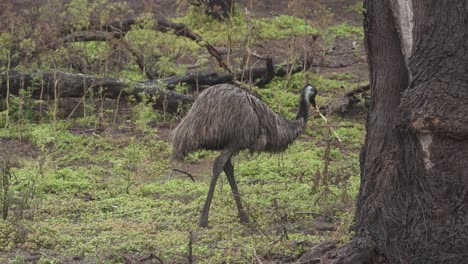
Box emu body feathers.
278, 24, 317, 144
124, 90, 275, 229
173, 84, 306, 160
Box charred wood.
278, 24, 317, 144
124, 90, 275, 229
163, 59, 308, 90
319, 84, 370, 115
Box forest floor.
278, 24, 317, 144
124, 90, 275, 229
0, 0, 368, 263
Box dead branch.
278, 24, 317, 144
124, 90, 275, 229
319, 84, 370, 115
293, 212, 339, 221
310, 62, 360, 68
253, 56, 274, 88
61, 17, 232, 73
139, 253, 164, 264
188, 231, 194, 264
345, 84, 370, 97
169, 168, 196, 182
155, 18, 232, 72
253, 247, 264, 264
62, 30, 124, 42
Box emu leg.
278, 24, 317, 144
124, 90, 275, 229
199, 149, 232, 227
224, 158, 249, 223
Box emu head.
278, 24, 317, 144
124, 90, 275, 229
303, 84, 318, 108
296, 84, 318, 120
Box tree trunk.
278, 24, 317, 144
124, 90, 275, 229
205, 0, 234, 20
355, 0, 468, 263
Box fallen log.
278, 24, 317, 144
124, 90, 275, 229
1, 66, 364, 116
319, 84, 370, 115
62, 30, 124, 42
0, 71, 194, 114
162, 59, 307, 90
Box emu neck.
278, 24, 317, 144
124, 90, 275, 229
296, 97, 310, 121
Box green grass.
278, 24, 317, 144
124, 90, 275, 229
176, 7, 318, 46
328, 22, 364, 38
309, 74, 353, 92
174, 5, 249, 45
255, 15, 318, 39
346, 1, 365, 15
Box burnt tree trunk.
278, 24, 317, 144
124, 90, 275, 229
187, 0, 234, 20
355, 0, 468, 263
204, 0, 234, 20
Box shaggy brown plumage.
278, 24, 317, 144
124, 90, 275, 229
172, 83, 317, 227
173, 84, 315, 159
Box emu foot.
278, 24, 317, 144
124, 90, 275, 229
239, 212, 249, 224
199, 216, 209, 228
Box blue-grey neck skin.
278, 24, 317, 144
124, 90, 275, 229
296, 96, 309, 121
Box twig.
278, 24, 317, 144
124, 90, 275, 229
188, 231, 194, 264
251, 52, 269, 60
139, 253, 164, 264
253, 247, 264, 264
187, 63, 201, 69
293, 212, 338, 221
156, 18, 233, 73
310, 62, 358, 68
168, 168, 196, 182
315, 106, 342, 143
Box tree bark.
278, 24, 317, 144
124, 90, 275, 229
188, 0, 234, 20
354, 0, 468, 263
207, 0, 234, 20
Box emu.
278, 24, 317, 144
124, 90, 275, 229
172, 83, 318, 227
